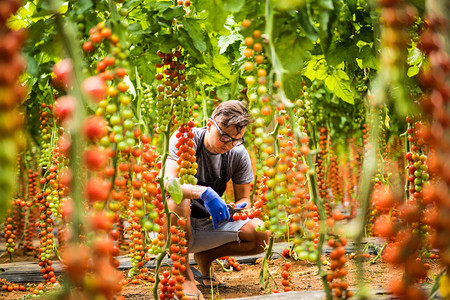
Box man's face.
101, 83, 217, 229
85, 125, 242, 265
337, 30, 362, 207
205, 118, 246, 154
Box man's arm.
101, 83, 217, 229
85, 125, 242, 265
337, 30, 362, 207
233, 182, 252, 207
165, 158, 207, 199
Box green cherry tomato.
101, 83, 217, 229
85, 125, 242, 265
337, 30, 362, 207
123, 108, 134, 119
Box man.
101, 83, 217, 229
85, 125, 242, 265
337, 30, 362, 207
165, 100, 270, 300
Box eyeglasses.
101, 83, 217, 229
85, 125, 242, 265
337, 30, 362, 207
211, 118, 245, 146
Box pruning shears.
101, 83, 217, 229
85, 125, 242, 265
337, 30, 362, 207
227, 203, 246, 215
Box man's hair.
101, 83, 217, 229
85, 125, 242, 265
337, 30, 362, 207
211, 100, 251, 132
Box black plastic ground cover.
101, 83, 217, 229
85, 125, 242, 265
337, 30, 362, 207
0, 240, 387, 283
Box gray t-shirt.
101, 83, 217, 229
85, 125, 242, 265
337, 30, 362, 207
168, 127, 254, 185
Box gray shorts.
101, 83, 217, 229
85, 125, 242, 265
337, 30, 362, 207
189, 217, 255, 253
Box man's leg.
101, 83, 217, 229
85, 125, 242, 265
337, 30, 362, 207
166, 197, 204, 300
193, 219, 270, 285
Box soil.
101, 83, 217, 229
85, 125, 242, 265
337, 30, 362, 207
0, 250, 444, 300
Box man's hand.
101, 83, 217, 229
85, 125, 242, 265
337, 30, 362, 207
235, 202, 247, 210
200, 187, 230, 229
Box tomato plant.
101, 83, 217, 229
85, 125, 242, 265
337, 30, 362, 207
0, 0, 448, 299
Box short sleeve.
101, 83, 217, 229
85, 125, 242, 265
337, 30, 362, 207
231, 148, 254, 184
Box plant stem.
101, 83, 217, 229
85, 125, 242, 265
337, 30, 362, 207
51, 0, 88, 242
199, 83, 208, 127
370, 240, 387, 264
354, 95, 382, 300
259, 235, 274, 289
306, 154, 332, 300
152, 125, 172, 299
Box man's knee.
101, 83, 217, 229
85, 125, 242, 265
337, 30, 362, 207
239, 219, 271, 252
254, 229, 270, 253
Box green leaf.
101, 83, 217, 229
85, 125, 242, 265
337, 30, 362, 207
161, 6, 185, 21
217, 30, 243, 54
274, 0, 307, 11
75, 0, 93, 14
356, 26, 374, 43
274, 33, 312, 74
196, 64, 229, 85
182, 18, 207, 52
128, 23, 144, 34
24, 77, 38, 90
319, 0, 333, 10
196, 0, 228, 32
149, 1, 173, 10
347, 0, 357, 13
168, 178, 183, 205
326, 41, 359, 66
176, 29, 203, 61
223, 0, 245, 11
213, 54, 232, 79
303, 55, 323, 81
159, 34, 180, 53
27, 20, 46, 45
410, 0, 425, 14
357, 45, 378, 69
229, 72, 240, 98
324, 70, 354, 104
407, 65, 420, 77
296, 9, 319, 42
315, 63, 328, 80
407, 46, 423, 66
282, 73, 303, 100
23, 54, 39, 77
318, 11, 331, 52
6, 6, 30, 30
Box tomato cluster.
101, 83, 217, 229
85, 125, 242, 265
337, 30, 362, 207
0, 278, 26, 293
405, 121, 429, 197
62, 232, 124, 299
82, 22, 119, 53
226, 256, 241, 271
230, 202, 256, 221
82, 24, 135, 153
347, 137, 362, 218
155, 49, 189, 131
296, 84, 314, 127
0, 6, 27, 207
128, 214, 150, 278
316, 127, 331, 217
3, 214, 16, 254
372, 184, 430, 298
176, 0, 191, 7
292, 203, 319, 262
328, 154, 343, 203
175, 121, 198, 185
367, 126, 404, 235
159, 270, 177, 300
326, 237, 352, 299
127, 145, 162, 278
24, 169, 39, 251
372, 186, 400, 239
242, 21, 273, 125
38, 103, 55, 166
162, 219, 188, 300
417, 5, 450, 286
280, 260, 293, 292
140, 82, 154, 117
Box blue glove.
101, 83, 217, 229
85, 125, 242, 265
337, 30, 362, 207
200, 187, 230, 229
235, 202, 247, 209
